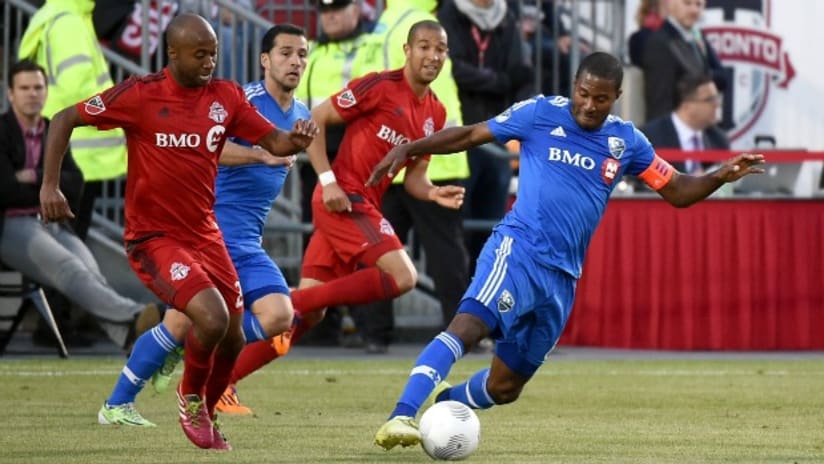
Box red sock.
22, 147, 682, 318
205, 349, 239, 417
229, 340, 279, 384
291, 267, 401, 316
180, 329, 212, 397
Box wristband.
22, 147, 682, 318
318, 170, 337, 186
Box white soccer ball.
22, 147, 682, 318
419, 400, 481, 461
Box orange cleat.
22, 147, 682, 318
215, 385, 253, 415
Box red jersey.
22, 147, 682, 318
76, 68, 275, 243
323, 69, 445, 208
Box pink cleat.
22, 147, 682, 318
176, 388, 214, 449
211, 418, 232, 451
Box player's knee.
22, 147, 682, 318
197, 310, 230, 342
486, 379, 524, 405
301, 309, 326, 328
264, 310, 293, 336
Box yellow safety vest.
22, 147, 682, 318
19, 0, 127, 181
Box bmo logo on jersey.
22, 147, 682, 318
547, 147, 596, 170
376, 124, 410, 146
155, 125, 226, 153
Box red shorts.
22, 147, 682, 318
302, 197, 403, 282
126, 234, 243, 314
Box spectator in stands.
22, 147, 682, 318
19, 0, 128, 241
438, 0, 532, 271
0, 60, 160, 350
515, 1, 588, 97
641, 73, 728, 175
628, 0, 668, 67
93, 0, 179, 71
640, 0, 726, 120
350, 0, 471, 354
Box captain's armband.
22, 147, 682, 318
637, 155, 675, 191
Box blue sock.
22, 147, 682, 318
242, 311, 267, 343
107, 324, 179, 406
447, 368, 496, 409
390, 332, 464, 418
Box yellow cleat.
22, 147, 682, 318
374, 416, 421, 450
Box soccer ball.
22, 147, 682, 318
419, 401, 481, 461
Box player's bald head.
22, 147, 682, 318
165, 13, 216, 49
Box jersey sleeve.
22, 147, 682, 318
625, 127, 659, 176
225, 82, 276, 144
486, 97, 539, 144
329, 72, 382, 123
628, 127, 675, 191
76, 77, 140, 130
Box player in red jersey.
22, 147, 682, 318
223, 20, 466, 400
38, 13, 317, 451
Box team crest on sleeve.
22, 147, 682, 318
494, 107, 513, 123
208, 101, 228, 123
379, 218, 395, 236
423, 117, 435, 137
84, 95, 106, 115
336, 89, 357, 108
169, 262, 190, 281
607, 136, 626, 159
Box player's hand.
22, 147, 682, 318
39, 185, 75, 223
260, 151, 297, 168
322, 182, 352, 213
429, 185, 465, 210
288, 119, 320, 150
714, 153, 766, 182
366, 145, 410, 187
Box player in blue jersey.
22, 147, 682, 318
371, 51, 765, 450
97, 24, 310, 436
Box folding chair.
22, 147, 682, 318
0, 264, 69, 358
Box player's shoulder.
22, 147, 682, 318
243, 80, 267, 100
350, 69, 403, 92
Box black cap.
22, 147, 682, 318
317, 0, 354, 11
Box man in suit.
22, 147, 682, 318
0, 59, 159, 350
640, 0, 727, 120
641, 73, 729, 175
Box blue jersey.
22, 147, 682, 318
487, 95, 656, 278
214, 81, 310, 258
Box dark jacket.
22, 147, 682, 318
641, 20, 727, 120
438, 0, 533, 124
0, 110, 84, 239
640, 114, 730, 173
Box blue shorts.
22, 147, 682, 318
230, 248, 290, 311
458, 231, 576, 377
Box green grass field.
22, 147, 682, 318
0, 354, 822, 463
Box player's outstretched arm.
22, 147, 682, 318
366, 122, 495, 186
403, 158, 465, 210
307, 99, 351, 213
219, 140, 296, 167
256, 119, 319, 158
40, 106, 87, 223
657, 153, 766, 207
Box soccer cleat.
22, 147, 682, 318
210, 417, 232, 451
97, 402, 157, 427
152, 346, 184, 394
374, 415, 421, 450
177, 388, 214, 449
423, 381, 452, 411
215, 385, 253, 415
270, 328, 293, 357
